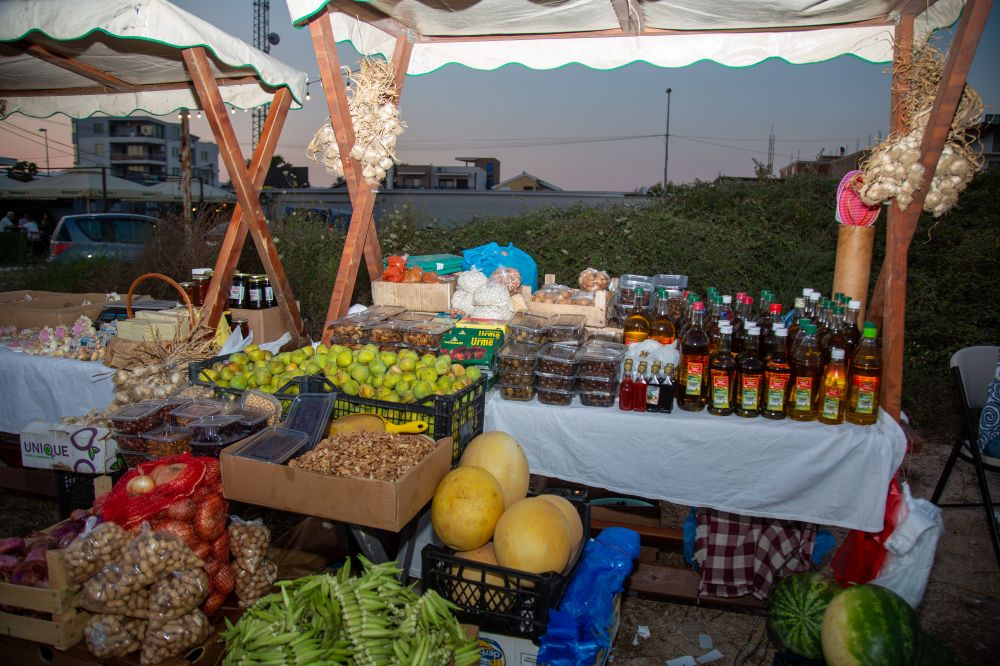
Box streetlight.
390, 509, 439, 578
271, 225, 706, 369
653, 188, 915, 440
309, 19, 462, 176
663, 88, 672, 189
38, 128, 49, 175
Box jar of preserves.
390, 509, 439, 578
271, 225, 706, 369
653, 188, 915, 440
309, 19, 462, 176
229, 272, 248, 309
263, 275, 276, 308
178, 281, 194, 304
248, 275, 266, 310
232, 317, 250, 339
191, 275, 210, 307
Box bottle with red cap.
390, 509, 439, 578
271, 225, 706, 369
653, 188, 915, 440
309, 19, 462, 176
677, 301, 710, 411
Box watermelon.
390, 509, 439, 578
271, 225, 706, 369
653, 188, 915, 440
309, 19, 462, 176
821, 584, 918, 666
768, 572, 842, 660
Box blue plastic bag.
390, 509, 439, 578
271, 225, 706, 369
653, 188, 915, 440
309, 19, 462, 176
461, 242, 538, 291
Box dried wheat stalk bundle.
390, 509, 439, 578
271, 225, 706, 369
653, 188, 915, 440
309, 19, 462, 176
306, 57, 405, 189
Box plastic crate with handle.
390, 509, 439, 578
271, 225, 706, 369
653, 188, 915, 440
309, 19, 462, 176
421, 491, 590, 643
188, 353, 300, 414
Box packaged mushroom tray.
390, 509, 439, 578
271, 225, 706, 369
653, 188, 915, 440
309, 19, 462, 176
288, 432, 439, 482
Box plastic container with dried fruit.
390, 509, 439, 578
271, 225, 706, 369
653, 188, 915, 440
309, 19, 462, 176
326, 311, 385, 341
544, 314, 587, 343
190, 431, 244, 458
189, 415, 243, 443
574, 343, 626, 379
499, 383, 536, 402
537, 342, 580, 375
113, 432, 149, 453
497, 341, 540, 373
240, 390, 281, 426
169, 400, 223, 427
580, 389, 617, 407
142, 426, 194, 456
576, 374, 619, 393
534, 371, 575, 391
110, 403, 163, 435
498, 370, 535, 387
617, 275, 654, 306
508, 312, 549, 345
122, 450, 158, 469
366, 320, 404, 343
537, 386, 574, 406
403, 321, 454, 348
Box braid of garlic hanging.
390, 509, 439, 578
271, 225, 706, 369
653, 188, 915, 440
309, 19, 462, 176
306, 57, 405, 189
859, 41, 983, 217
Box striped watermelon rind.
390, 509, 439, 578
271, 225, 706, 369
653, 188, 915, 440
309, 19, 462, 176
821, 584, 918, 666
767, 572, 842, 660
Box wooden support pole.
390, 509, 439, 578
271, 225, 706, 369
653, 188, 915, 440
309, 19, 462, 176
200, 87, 293, 329
309, 10, 412, 339
183, 47, 304, 338
880, 0, 992, 419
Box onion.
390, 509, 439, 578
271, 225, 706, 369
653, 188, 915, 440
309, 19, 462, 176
114, 370, 129, 385
127, 475, 156, 496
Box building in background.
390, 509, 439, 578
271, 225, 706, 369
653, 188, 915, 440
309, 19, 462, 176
493, 171, 563, 192
387, 157, 499, 190
72, 116, 218, 186
976, 113, 999, 170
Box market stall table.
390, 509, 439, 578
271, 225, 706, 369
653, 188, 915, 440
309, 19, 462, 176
484, 392, 906, 532
0, 347, 113, 434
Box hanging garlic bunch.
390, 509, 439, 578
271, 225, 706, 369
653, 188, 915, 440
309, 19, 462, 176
110, 362, 187, 407
306, 57, 405, 189
858, 40, 983, 217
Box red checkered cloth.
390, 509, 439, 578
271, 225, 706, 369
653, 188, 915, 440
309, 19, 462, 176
694, 509, 816, 599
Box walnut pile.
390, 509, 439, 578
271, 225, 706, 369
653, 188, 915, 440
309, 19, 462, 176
288, 432, 437, 481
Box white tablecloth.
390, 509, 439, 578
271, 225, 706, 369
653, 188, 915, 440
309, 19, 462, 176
484, 392, 906, 532
0, 347, 115, 433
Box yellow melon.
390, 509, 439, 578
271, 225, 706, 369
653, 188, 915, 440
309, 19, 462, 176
494, 497, 571, 575
451, 542, 513, 611
537, 494, 584, 568
431, 466, 505, 551
459, 431, 530, 509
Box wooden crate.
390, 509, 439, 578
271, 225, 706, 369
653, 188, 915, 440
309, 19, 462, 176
521, 274, 615, 327
372, 279, 455, 312
0, 476, 111, 650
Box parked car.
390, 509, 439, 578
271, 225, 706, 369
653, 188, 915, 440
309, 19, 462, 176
48, 213, 159, 262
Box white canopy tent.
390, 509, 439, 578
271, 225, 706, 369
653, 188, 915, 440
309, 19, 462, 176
287, 0, 990, 426
0, 169, 158, 201
0, 0, 310, 336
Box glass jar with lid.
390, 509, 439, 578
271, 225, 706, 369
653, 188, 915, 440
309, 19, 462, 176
191, 274, 210, 307
248, 275, 266, 310
229, 272, 248, 309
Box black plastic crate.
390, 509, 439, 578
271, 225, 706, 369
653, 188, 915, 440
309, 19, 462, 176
56, 470, 125, 519
188, 354, 300, 413
421, 492, 591, 643
303, 374, 486, 462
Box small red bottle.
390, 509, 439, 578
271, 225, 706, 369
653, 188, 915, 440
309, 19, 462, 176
618, 357, 635, 411
633, 360, 648, 412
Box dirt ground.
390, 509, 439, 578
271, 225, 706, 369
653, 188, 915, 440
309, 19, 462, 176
1, 424, 997, 665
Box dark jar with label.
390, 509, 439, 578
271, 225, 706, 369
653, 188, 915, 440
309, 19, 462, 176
191, 275, 210, 307
229, 273, 248, 309
248, 275, 266, 310
263, 275, 276, 308
231, 316, 250, 339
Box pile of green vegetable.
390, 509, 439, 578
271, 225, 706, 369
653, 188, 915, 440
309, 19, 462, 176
221, 557, 480, 666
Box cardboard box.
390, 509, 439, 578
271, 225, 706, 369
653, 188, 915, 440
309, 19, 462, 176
220, 436, 453, 532
20, 422, 122, 474
477, 595, 621, 666
229, 306, 292, 344
440, 319, 507, 366
0, 290, 64, 304
0, 292, 117, 329
372, 279, 455, 312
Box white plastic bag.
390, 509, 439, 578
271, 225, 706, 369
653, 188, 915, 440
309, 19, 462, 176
870, 482, 943, 608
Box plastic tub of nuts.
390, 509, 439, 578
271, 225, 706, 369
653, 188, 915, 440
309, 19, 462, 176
112, 432, 148, 453
109, 403, 164, 435
576, 374, 618, 393
328, 335, 364, 351
508, 312, 549, 345
225, 407, 270, 435
142, 426, 194, 456
327, 312, 385, 342
537, 387, 574, 406
534, 371, 575, 391
544, 314, 587, 343
499, 383, 536, 402
498, 370, 535, 387
579, 389, 617, 408
169, 400, 223, 427
189, 415, 243, 443
366, 320, 404, 344
191, 431, 245, 458
497, 341, 540, 373
403, 321, 454, 348
240, 390, 282, 426
537, 342, 580, 376
574, 344, 626, 379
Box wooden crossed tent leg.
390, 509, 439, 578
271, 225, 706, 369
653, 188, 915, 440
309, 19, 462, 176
306, 7, 413, 343
182, 46, 305, 339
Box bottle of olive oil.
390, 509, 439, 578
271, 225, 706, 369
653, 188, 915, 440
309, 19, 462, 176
763, 327, 791, 419
708, 324, 736, 416
787, 323, 822, 421
735, 326, 763, 418
819, 347, 848, 425
677, 301, 710, 412
846, 323, 882, 425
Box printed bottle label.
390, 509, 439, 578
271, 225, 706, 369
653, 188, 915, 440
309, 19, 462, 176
741, 375, 760, 410
794, 376, 813, 410
711, 373, 730, 409
852, 376, 878, 414
685, 362, 703, 396
766, 374, 787, 410
822, 387, 842, 420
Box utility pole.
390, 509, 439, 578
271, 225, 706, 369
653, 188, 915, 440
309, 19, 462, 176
38, 128, 49, 175
252, 0, 279, 153
181, 112, 192, 231
663, 88, 672, 189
